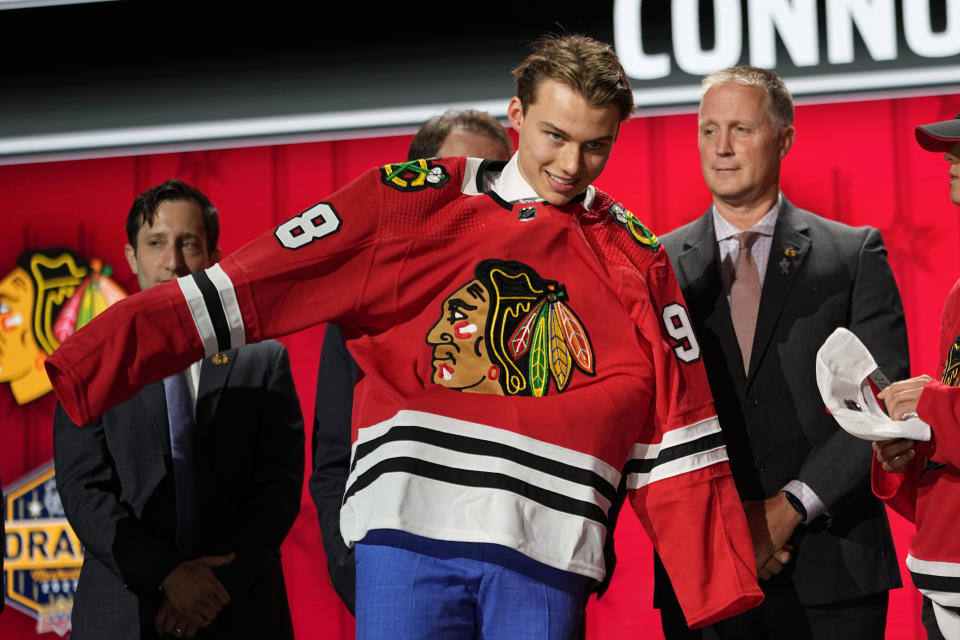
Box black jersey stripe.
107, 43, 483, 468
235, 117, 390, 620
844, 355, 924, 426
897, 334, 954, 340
343, 456, 609, 525
623, 431, 726, 477
192, 270, 231, 352
351, 424, 617, 503
911, 571, 960, 594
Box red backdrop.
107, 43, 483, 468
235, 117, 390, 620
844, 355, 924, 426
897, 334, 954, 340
3, 92, 960, 638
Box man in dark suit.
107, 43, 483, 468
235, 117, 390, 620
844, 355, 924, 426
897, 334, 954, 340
310, 108, 514, 614
656, 66, 907, 639
55, 180, 304, 639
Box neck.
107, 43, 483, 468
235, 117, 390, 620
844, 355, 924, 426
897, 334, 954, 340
713, 190, 779, 231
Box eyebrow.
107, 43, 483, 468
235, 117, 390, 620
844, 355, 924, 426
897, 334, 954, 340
539, 120, 614, 144
448, 298, 478, 313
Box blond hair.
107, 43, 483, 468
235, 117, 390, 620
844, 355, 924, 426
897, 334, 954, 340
703, 66, 794, 130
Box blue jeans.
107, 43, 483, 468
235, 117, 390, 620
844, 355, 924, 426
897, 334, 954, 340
355, 530, 589, 640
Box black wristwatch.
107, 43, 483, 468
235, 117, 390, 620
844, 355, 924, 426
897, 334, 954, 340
782, 490, 807, 522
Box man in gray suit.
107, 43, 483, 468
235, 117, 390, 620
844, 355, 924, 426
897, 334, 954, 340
55, 180, 304, 639
655, 66, 907, 639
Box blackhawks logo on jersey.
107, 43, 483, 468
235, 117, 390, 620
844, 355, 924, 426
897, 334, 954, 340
943, 335, 960, 387
609, 202, 660, 252
426, 259, 595, 398
380, 159, 450, 192
920, 331, 960, 474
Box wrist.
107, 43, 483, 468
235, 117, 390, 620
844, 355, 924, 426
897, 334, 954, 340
780, 490, 807, 524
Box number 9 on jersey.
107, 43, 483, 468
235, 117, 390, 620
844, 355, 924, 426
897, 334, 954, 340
662, 302, 701, 364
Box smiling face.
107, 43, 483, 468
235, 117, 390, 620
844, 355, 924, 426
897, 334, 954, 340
124, 198, 220, 291
508, 79, 621, 206
425, 278, 503, 395
698, 82, 794, 219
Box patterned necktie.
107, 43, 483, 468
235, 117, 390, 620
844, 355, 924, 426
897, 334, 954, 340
164, 371, 200, 556
730, 231, 762, 374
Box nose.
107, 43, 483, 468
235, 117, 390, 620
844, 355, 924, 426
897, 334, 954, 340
715, 130, 733, 156
162, 244, 188, 277
558, 144, 582, 176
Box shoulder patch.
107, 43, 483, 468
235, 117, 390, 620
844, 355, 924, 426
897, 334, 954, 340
608, 202, 660, 252
380, 159, 450, 192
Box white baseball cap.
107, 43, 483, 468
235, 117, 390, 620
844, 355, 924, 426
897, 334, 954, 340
816, 327, 930, 442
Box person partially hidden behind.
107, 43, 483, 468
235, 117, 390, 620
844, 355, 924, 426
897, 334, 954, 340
873, 110, 960, 640
658, 66, 907, 639
54, 180, 304, 639
310, 108, 513, 615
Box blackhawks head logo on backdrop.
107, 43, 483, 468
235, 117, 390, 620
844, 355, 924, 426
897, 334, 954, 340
0, 249, 126, 404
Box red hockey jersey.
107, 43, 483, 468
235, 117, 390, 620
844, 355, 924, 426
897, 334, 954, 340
47, 156, 762, 626
873, 277, 960, 612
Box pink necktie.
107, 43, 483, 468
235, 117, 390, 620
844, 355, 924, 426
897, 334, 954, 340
730, 232, 761, 373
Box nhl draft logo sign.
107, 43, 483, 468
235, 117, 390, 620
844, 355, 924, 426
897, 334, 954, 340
380, 159, 450, 192
4, 462, 83, 636
0, 249, 126, 405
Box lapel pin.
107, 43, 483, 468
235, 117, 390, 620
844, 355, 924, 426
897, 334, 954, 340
779, 246, 799, 274
211, 353, 229, 366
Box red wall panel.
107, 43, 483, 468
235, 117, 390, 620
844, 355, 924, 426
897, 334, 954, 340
3, 92, 960, 638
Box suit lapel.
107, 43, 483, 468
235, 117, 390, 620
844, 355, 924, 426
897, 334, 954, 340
747, 201, 811, 382
196, 350, 236, 439
673, 212, 746, 379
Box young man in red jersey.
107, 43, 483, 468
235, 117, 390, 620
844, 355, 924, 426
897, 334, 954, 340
873, 111, 960, 640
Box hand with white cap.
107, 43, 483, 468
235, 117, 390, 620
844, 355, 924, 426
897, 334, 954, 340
878, 375, 932, 421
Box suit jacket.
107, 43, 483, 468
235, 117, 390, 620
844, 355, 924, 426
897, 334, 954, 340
659, 200, 905, 607
54, 340, 304, 639
308, 323, 358, 614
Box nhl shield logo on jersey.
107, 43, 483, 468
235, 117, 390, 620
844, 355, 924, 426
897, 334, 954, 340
380, 159, 450, 192
426, 259, 595, 398
608, 202, 661, 252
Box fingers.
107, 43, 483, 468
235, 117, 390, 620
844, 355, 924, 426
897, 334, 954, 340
878, 376, 932, 420
758, 548, 792, 580
201, 552, 236, 568
873, 438, 916, 473
154, 601, 175, 637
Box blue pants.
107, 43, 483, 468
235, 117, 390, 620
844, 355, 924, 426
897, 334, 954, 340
355, 530, 589, 640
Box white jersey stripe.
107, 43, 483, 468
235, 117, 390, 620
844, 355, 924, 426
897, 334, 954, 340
340, 473, 609, 581
355, 410, 621, 487
205, 264, 245, 349
627, 446, 728, 490
177, 274, 218, 357
348, 438, 613, 513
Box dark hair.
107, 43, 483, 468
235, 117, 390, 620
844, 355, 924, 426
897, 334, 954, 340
126, 179, 219, 253
512, 34, 635, 122
407, 109, 513, 160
